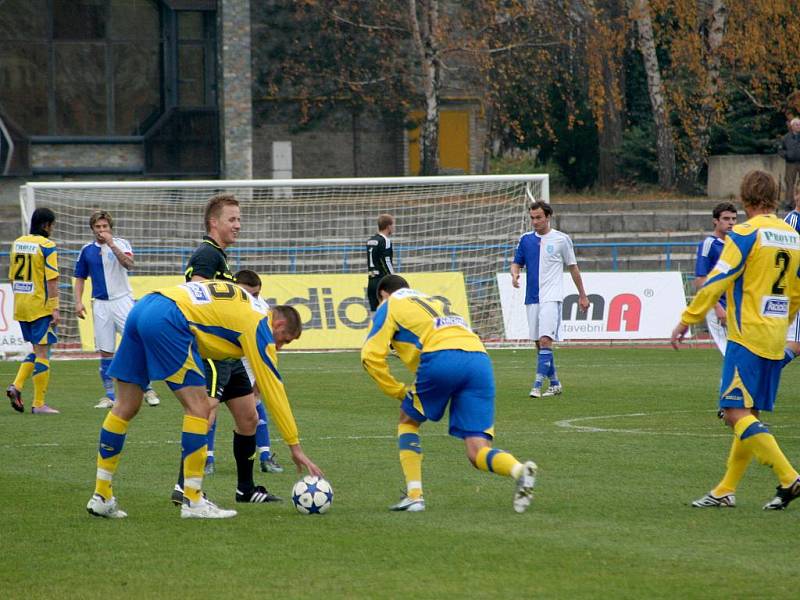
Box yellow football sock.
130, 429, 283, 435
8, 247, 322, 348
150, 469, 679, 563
398, 422, 423, 499
13, 354, 35, 390
95, 412, 130, 500
182, 415, 209, 503
712, 435, 753, 496
474, 446, 521, 478
32, 358, 50, 407
736, 414, 799, 488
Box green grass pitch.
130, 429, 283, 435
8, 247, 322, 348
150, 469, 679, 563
2, 347, 799, 599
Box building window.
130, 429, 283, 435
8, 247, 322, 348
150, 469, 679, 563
177, 11, 214, 106
0, 0, 161, 136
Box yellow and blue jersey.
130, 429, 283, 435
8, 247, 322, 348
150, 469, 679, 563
361, 288, 485, 400
8, 234, 58, 322
156, 281, 300, 445
682, 214, 800, 359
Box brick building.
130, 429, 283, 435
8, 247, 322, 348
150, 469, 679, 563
0, 0, 486, 205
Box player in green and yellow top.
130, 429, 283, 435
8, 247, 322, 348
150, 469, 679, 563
86, 280, 323, 520
672, 170, 800, 511
6, 208, 60, 414
361, 274, 538, 513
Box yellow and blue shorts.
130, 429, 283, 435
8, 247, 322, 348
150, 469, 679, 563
108, 293, 206, 392
719, 341, 782, 412
19, 315, 57, 346
402, 349, 495, 440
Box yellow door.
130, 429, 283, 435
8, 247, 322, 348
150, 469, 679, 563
408, 109, 470, 175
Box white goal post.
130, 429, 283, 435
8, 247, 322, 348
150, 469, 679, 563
20, 174, 548, 349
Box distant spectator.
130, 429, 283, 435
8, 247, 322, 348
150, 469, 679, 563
778, 118, 800, 209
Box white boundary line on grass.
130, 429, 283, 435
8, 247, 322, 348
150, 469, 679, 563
5, 410, 800, 449
554, 410, 800, 439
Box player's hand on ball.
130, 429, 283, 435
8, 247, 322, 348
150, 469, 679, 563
289, 443, 323, 477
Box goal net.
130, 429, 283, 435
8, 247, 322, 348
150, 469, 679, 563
20, 175, 548, 349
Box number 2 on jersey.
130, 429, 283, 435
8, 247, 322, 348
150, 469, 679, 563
12, 254, 32, 281
772, 250, 790, 295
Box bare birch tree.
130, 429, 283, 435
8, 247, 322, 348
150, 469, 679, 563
631, 0, 676, 189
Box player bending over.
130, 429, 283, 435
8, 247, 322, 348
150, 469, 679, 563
361, 274, 538, 513
86, 280, 322, 520
170, 270, 284, 506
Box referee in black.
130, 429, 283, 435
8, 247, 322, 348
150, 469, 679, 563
172, 193, 280, 506
366, 214, 396, 312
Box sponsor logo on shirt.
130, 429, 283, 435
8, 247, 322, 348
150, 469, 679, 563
12, 281, 34, 294
13, 242, 38, 254
761, 295, 789, 318
182, 282, 211, 304
760, 229, 800, 249
434, 315, 470, 330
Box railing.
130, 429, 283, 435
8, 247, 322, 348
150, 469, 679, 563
574, 241, 698, 271
0, 240, 701, 284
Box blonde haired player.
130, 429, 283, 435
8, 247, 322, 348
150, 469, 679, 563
672, 170, 800, 510
73, 210, 160, 408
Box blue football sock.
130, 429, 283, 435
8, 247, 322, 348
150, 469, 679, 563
206, 418, 217, 463
548, 351, 560, 386
99, 358, 115, 400
255, 399, 271, 459
537, 349, 553, 386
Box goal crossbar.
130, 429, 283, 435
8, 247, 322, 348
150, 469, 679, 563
20, 174, 548, 349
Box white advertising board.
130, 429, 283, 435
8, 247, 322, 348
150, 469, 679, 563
0, 283, 31, 354
497, 272, 689, 340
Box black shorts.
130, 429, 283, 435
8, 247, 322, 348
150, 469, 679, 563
367, 276, 382, 312
203, 358, 253, 402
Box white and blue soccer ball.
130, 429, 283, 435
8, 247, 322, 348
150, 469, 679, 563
291, 475, 334, 515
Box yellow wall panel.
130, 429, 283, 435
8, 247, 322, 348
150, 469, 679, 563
75, 272, 470, 351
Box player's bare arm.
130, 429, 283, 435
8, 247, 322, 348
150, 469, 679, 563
671, 321, 689, 350
74, 277, 87, 319
713, 302, 727, 326
100, 233, 134, 270
692, 275, 707, 291
568, 265, 590, 311
46, 276, 60, 327
510, 262, 522, 288
289, 444, 323, 477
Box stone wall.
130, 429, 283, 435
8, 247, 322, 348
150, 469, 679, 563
31, 144, 143, 171
253, 105, 404, 179
219, 0, 253, 180
707, 154, 785, 198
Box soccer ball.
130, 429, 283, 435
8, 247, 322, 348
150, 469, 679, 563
291, 475, 334, 515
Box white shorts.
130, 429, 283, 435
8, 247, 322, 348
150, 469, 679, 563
705, 310, 727, 355
787, 313, 800, 343
93, 295, 135, 353
241, 356, 256, 386
526, 301, 562, 341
